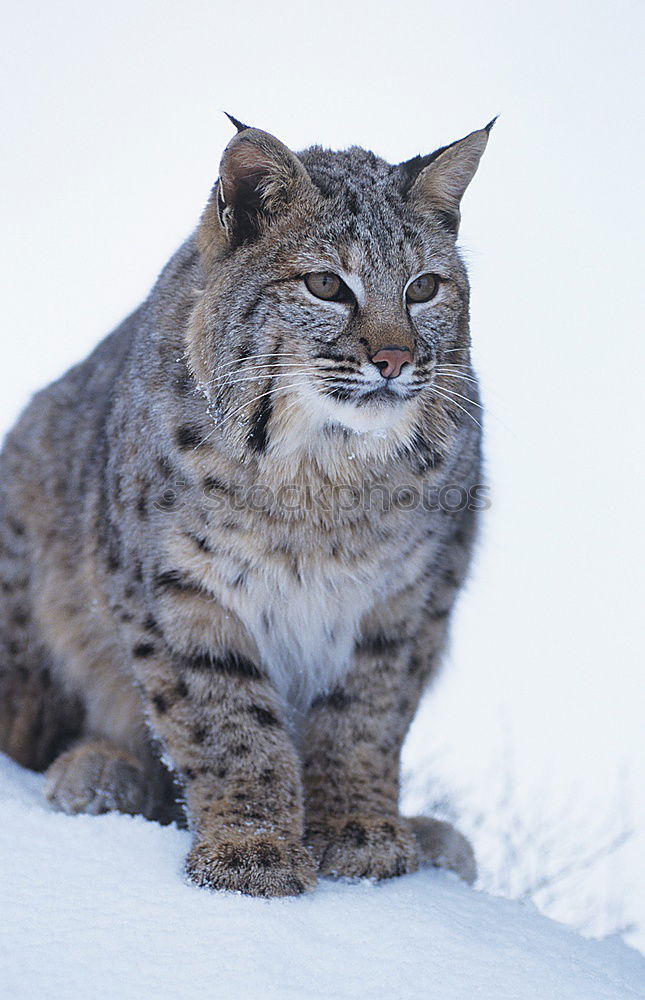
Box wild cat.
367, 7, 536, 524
0, 116, 492, 896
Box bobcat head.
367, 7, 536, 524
187, 116, 493, 464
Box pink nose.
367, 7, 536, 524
371, 347, 413, 379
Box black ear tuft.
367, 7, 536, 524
484, 115, 499, 133
224, 112, 250, 133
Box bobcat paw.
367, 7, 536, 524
185, 833, 317, 897
408, 815, 478, 885
45, 741, 146, 816
306, 815, 419, 881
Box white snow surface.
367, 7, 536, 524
1, 756, 642, 1000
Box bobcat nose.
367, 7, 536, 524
371, 347, 413, 379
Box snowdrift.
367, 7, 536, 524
1, 754, 642, 1000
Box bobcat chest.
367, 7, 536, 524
169, 515, 411, 710
224, 546, 384, 710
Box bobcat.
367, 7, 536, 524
0, 116, 492, 896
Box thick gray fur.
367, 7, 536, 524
0, 121, 491, 895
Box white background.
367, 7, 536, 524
1, 0, 643, 946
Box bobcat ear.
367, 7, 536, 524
214, 124, 314, 245
403, 119, 496, 234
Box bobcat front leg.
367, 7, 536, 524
133, 639, 316, 897
302, 601, 450, 882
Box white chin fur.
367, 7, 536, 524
298, 380, 413, 436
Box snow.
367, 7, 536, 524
1, 0, 643, 953
1, 755, 642, 1000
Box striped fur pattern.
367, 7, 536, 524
0, 119, 491, 895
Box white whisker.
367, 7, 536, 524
434, 369, 480, 387
429, 385, 483, 430
218, 379, 312, 427
204, 366, 308, 390
202, 361, 307, 387
198, 352, 304, 381
433, 381, 484, 410
194, 379, 312, 451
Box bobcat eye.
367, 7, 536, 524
304, 272, 347, 302
406, 273, 440, 304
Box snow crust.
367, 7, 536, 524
1, 754, 642, 1000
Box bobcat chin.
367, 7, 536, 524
0, 116, 492, 895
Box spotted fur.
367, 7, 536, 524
0, 119, 492, 895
